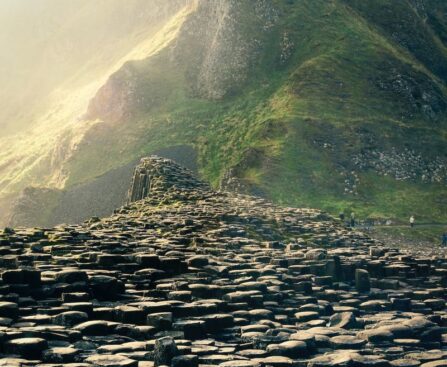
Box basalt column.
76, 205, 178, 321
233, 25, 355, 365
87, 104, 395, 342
127, 156, 210, 203
128, 168, 150, 203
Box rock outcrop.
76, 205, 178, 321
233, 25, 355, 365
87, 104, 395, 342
0, 157, 446, 366
128, 156, 208, 203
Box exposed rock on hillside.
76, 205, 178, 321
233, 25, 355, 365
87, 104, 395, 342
353, 148, 447, 183
0, 157, 446, 366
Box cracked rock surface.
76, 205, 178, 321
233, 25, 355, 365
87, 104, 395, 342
0, 156, 445, 366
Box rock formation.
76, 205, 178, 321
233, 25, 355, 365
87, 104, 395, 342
0, 156, 445, 366
128, 156, 209, 203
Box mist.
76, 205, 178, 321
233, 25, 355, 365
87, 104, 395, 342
0, 0, 185, 136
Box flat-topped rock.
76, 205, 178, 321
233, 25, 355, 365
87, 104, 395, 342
85, 354, 139, 367
4, 337, 48, 359
0, 157, 444, 365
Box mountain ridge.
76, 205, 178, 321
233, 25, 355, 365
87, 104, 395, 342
1, 0, 446, 227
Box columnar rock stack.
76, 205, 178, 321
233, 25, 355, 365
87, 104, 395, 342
128, 156, 209, 203
0, 157, 445, 367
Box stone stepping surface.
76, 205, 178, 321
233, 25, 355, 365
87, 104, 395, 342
0, 156, 445, 366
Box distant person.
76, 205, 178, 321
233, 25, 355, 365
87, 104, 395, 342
339, 212, 345, 222
442, 232, 447, 247
350, 212, 355, 227
409, 216, 415, 228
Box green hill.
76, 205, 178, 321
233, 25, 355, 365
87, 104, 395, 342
1, 0, 446, 226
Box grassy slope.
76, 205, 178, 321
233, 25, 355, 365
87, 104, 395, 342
65, 0, 447, 223
262, 1, 447, 222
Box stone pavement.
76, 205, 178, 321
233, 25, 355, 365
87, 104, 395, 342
0, 157, 445, 367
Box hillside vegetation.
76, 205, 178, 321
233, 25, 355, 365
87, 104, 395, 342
1, 0, 446, 226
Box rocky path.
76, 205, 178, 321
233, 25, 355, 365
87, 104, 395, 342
364, 225, 447, 256
0, 157, 445, 367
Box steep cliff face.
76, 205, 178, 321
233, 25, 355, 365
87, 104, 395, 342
2, 0, 447, 226
175, 0, 279, 99
344, 0, 447, 83
84, 0, 278, 123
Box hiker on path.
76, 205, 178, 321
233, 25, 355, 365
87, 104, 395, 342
339, 212, 345, 222
350, 212, 355, 227
442, 232, 447, 247
409, 216, 415, 228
